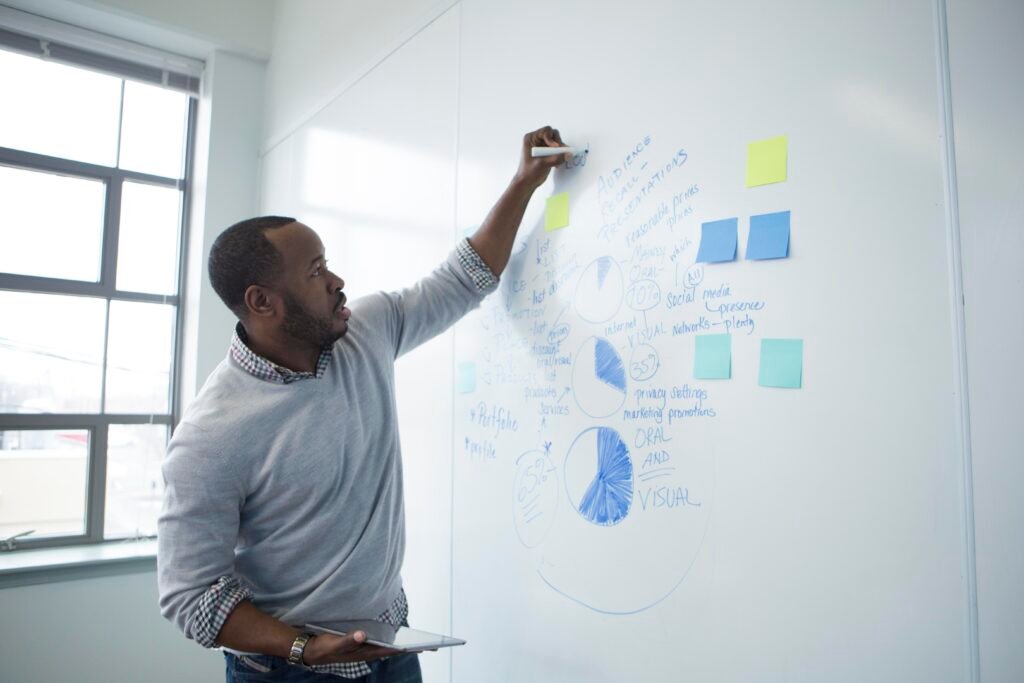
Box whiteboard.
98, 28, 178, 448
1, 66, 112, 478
252, 0, 1002, 680
450, 0, 970, 681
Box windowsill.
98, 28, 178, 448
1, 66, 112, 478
0, 540, 157, 588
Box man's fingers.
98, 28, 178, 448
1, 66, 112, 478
331, 630, 367, 653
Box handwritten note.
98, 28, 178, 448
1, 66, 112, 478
746, 210, 791, 260
545, 192, 570, 232
696, 218, 738, 263
759, 338, 803, 388
694, 333, 731, 379
457, 362, 477, 394
746, 135, 788, 187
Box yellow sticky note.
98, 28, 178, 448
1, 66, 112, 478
545, 192, 570, 231
746, 135, 788, 187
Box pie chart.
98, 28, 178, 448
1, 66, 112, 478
564, 427, 633, 526
574, 256, 623, 323
572, 336, 627, 418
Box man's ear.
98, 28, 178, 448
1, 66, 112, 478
243, 284, 279, 319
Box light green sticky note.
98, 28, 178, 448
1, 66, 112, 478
545, 192, 570, 231
746, 135, 788, 187
694, 334, 731, 379
456, 362, 476, 394
759, 338, 803, 388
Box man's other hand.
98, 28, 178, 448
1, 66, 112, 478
302, 630, 403, 665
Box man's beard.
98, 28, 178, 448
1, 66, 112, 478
281, 293, 345, 348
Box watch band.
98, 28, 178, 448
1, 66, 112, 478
287, 633, 313, 666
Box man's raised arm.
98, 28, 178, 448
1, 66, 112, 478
468, 126, 570, 277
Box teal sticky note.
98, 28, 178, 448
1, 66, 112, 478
759, 339, 803, 388
457, 362, 476, 393
746, 211, 790, 260
694, 334, 731, 379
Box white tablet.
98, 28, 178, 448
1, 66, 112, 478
304, 620, 466, 652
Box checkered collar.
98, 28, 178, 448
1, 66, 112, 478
229, 323, 332, 384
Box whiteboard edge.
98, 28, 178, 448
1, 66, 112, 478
933, 1, 980, 681
449, 4, 463, 683
259, 0, 462, 159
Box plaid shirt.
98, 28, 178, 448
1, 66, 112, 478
192, 238, 496, 678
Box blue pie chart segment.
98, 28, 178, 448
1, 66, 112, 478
594, 338, 626, 392
565, 427, 633, 527
573, 337, 627, 418
574, 257, 623, 323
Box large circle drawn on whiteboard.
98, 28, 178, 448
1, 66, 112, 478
572, 336, 627, 418
574, 256, 624, 323
563, 427, 633, 527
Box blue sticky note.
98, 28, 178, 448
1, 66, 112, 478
456, 362, 476, 393
696, 218, 738, 263
759, 339, 803, 389
746, 211, 790, 260
694, 334, 731, 379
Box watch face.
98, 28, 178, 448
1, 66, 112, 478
288, 634, 311, 664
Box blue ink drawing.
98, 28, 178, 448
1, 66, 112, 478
594, 338, 626, 393
568, 427, 633, 526
596, 256, 613, 290
573, 337, 628, 418
574, 257, 624, 323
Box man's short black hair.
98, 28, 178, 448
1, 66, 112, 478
208, 215, 296, 318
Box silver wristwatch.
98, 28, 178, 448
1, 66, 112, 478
287, 632, 313, 666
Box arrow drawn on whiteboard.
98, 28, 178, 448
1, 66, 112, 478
556, 387, 570, 403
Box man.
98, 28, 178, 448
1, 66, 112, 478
158, 127, 568, 681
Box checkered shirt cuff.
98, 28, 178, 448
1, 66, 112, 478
193, 576, 253, 648
305, 589, 410, 679
456, 238, 499, 292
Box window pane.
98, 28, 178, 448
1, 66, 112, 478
118, 80, 189, 178
104, 301, 174, 414
0, 291, 106, 413
0, 429, 89, 540
105, 424, 166, 539
116, 181, 181, 295
0, 165, 105, 281
0, 50, 121, 166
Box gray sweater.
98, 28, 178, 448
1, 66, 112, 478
158, 247, 494, 640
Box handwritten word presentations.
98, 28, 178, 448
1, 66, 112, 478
455, 129, 803, 613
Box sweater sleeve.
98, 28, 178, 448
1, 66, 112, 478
157, 421, 247, 643
360, 239, 499, 359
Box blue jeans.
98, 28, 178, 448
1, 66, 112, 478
224, 651, 422, 683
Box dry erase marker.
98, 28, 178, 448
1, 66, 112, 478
531, 146, 588, 158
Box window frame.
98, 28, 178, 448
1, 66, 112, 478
0, 78, 196, 553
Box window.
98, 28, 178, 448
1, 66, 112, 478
0, 43, 195, 552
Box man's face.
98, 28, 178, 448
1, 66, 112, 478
265, 222, 350, 346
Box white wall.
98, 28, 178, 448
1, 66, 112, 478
179, 49, 266, 406
948, 0, 1024, 680
0, 570, 224, 681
